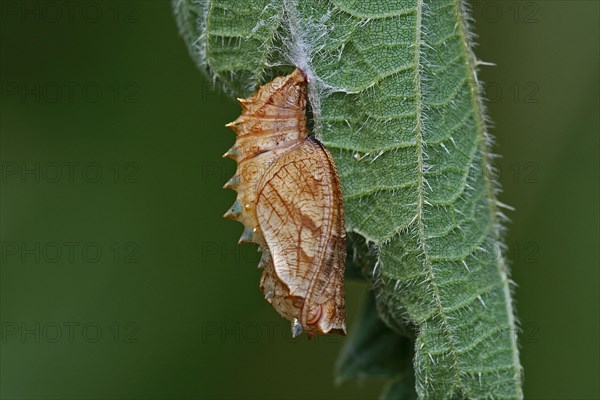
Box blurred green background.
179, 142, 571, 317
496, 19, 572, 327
0, 1, 598, 399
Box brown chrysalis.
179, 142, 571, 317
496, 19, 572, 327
223, 68, 346, 337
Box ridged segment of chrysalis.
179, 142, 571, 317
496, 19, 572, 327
224, 69, 346, 337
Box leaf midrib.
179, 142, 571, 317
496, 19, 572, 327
412, 0, 463, 395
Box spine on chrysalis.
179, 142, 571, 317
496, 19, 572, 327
223, 69, 308, 252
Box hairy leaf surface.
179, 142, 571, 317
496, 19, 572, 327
173, 0, 523, 398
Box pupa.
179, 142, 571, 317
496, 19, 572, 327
223, 68, 346, 337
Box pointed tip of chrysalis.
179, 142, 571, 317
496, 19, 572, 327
225, 117, 244, 134
257, 249, 270, 269
223, 175, 240, 190
238, 227, 254, 244
223, 199, 242, 219
237, 97, 253, 112
222, 147, 238, 159
291, 318, 303, 338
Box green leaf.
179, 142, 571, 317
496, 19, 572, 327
173, 0, 523, 398
336, 289, 417, 400
382, 376, 418, 400
344, 233, 371, 281
336, 289, 413, 383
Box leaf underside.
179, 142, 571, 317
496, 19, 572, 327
173, 0, 523, 398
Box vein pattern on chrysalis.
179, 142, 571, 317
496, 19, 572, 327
223, 68, 346, 338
